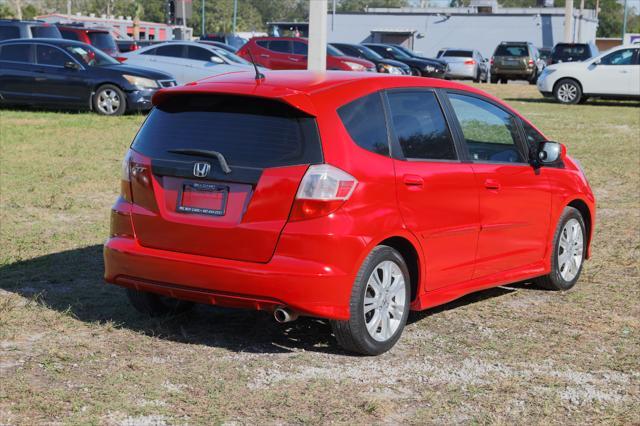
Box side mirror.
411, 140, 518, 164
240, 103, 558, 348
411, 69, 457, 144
593, 58, 601, 66
64, 61, 80, 70
210, 56, 224, 64
537, 141, 564, 164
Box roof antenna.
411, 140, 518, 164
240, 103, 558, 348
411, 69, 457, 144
246, 49, 265, 81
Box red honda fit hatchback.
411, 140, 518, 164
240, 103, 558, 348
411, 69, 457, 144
104, 71, 595, 355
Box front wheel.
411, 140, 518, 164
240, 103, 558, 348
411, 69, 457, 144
93, 84, 126, 116
534, 207, 586, 291
331, 246, 410, 355
554, 79, 582, 104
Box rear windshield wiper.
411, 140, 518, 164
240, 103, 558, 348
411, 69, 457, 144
168, 149, 232, 174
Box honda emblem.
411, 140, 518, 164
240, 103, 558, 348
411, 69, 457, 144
193, 162, 211, 178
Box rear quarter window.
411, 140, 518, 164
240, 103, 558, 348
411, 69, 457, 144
0, 25, 20, 40
337, 93, 389, 156
30, 25, 61, 38
132, 95, 322, 169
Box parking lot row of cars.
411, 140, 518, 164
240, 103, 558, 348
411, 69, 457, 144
1, 18, 639, 115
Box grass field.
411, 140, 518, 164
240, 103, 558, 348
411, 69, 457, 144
1, 84, 639, 425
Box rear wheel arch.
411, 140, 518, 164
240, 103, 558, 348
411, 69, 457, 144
377, 236, 421, 302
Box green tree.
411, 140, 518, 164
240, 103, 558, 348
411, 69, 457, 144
0, 3, 16, 18
192, 0, 264, 35
337, 0, 410, 12
21, 3, 39, 18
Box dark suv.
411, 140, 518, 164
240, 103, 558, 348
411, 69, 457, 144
549, 42, 598, 65
490, 42, 544, 84
0, 19, 62, 40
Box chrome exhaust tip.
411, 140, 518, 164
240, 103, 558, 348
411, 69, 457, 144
274, 307, 298, 323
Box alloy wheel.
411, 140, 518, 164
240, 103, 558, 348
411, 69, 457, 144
363, 260, 407, 342
557, 83, 578, 103
558, 218, 584, 281
97, 89, 121, 115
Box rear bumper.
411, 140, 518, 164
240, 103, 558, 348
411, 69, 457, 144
491, 68, 535, 77
104, 233, 362, 320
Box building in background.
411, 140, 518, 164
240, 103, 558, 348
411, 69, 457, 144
327, 1, 598, 59
37, 13, 176, 41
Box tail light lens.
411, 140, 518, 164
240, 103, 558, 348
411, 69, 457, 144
490, 57, 494, 65
115, 56, 127, 62
464, 59, 476, 65
528, 59, 534, 66
289, 164, 358, 221
120, 150, 133, 202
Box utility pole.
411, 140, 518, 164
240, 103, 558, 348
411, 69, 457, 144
622, 0, 628, 39
577, 0, 584, 42
308, 0, 328, 71
232, 0, 237, 34
563, 0, 573, 43
202, 0, 205, 36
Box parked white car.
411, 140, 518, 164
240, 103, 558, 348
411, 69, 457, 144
121, 42, 253, 85
537, 44, 640, 104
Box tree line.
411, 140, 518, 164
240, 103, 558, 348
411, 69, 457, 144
1, 0, 638, 38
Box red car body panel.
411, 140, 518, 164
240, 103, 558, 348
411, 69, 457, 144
236, 37, 375, 71
104, 70, 595, 320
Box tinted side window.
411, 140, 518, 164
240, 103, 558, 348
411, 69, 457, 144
337, 93, 389, 156
387, 91, 456, 160
521, 120, 546, 147
256, 40, 269, 48
449, 93, 524, 163
30, 25, 61, 38
36, 45, 69, 66
335, 45, 357, 57
186, 46, 213, 61
292, 41, 308, 55
0, 25, 20, 40
600, 48, 635, 65
268, 40, 290, 53
155, 44, 184, 58
0, 44, 33, 63
141, 47, 157, 55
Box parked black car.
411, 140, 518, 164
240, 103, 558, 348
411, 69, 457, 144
0, 19, 62, 40
363, 43, 447, 78
330, 43, 410, 75
549, 42, 599, 65
0, 39, 176, 115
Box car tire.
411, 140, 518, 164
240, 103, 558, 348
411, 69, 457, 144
126, 288, 194, 317
529, 71, 538, 84
473, 69, 481, 83
331, 245, 411, 356
93, 84, 127, 116
410, 67, 422, 76
500, 78, 508, 84
554, 78, 582, 104
534, 207, 586, 291
490, 75, 498, 84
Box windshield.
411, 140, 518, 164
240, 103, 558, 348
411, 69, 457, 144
213, 47, 250, 65
327, 44, 344, 56
357, 45, 383, 60
88, 32, 118, 52
386, 46, 410, 59
64, 45, 119, 66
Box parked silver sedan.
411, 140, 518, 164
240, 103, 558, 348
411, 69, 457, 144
121, 41, 253, 85
437, 48, 489, 82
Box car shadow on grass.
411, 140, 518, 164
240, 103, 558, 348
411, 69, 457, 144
0, 245, 533, 355
504, 97, 640, 108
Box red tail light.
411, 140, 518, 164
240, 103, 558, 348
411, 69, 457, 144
289, 164, 358, 221
120, 150, 133, 202
116, 56, 127, 62
490, 57, 494, 65
464, 59, 476, 65
111, 150, 134, 237
528, 59, 534, 66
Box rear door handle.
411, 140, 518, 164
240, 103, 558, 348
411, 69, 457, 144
403, 174, 424, 188
484, 179, 501, 190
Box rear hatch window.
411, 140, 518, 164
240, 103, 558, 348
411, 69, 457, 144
442, 50, 473, 58
494, 45, 528, 57
129, 94, 322, 263
551, 44, 590, 62
88, 31, 119, 53
30, 25, 61, 38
